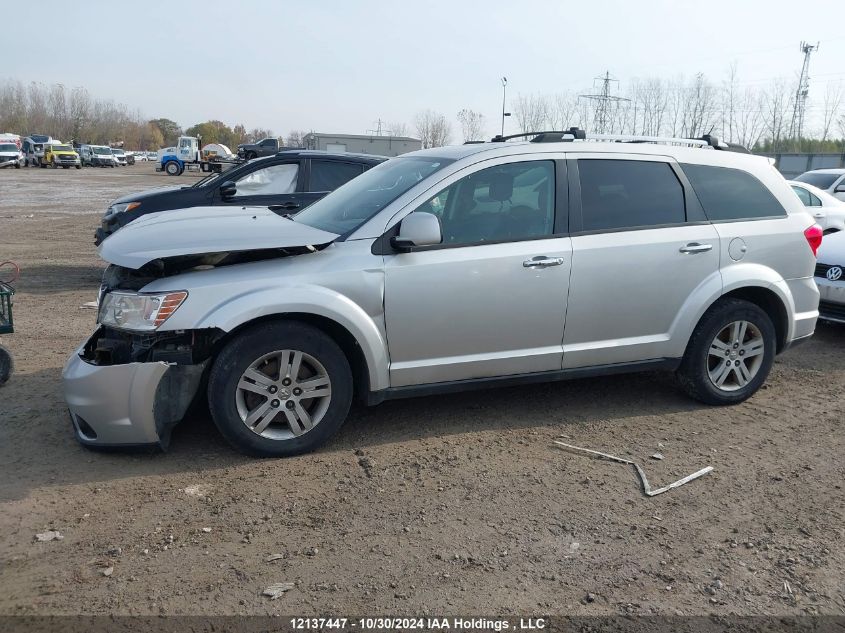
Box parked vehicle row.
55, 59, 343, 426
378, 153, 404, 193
64, 131, 825, 459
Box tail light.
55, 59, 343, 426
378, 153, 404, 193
804, 224, 823, 257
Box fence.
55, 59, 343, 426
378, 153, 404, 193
758, 153, 845, 179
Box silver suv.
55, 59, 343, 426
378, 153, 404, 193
63, 130, 822, 457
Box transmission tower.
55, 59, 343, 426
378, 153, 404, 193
579, 71, 630, 133
788, 41, 819, 142
367, 118, 391, 136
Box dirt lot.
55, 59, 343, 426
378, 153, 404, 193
0, 164, 844, 617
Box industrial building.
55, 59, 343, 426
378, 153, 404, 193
303, 132, 422, 157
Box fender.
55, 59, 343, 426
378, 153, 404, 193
668, 263, 796, 358
193, 284, 390, 392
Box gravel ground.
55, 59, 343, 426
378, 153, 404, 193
0, 164, 844, 617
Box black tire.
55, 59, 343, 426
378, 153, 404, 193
75, 164, 81, 170
208, 321, 353, 457
246, 151, 257, 160
0, 345, 13, 386
676, 298, 776, 406
164, 161, 180, 176
14, 163, 20, 169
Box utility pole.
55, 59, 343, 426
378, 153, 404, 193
501, 77, 511, 136
579, 71, 630, 134
788, 41, 819, 145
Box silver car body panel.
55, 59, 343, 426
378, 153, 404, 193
63, 346, 168, 445
67, 139, 821, 447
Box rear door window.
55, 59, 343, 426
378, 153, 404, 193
791, 185, 812, 206
233, 162, 299, 196
310, 161, 365, 192
577, 159, 685, 231
682, 163, 786, 221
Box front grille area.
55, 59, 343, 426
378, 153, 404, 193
815, 263, 845, 278
819, 300, 845, 322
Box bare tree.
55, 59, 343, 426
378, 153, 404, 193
820, 83, 843, 142
760, 79, 792, 152
512, 94, 548, 133
457, 108, 486, 142
414, 110, 452, 148
286, 130, 309, 147
389, 122, 409, 137
547, 93, 579, 131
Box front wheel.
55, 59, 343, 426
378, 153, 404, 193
676, 298, 776, 405
208, 321, 353, 457
164, 161, 180, 175
246, 151, 257, 160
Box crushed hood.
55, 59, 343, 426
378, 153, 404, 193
98, 206, 340, 269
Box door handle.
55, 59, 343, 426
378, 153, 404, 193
523, 256, 565, 268
679, 242, 713, 254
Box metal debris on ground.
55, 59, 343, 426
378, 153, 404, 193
262, 582, 295, 599
34, 530, 63, 542
265, 553, 285, 562
553, 441, 713, 497
651, 452, 665, 460
80, 301, 98, 310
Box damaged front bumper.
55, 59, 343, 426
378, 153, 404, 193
62, 327, 214, 449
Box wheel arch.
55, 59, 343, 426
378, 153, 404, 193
719, 286, 789, 353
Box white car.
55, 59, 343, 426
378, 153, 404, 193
788, 180, 845, 234
132, 152, 148, 162
814, 230, 845, 324
0, 142, 23, 168
793, 169, 845, 202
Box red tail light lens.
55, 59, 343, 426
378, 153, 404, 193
804, 224, 823, 257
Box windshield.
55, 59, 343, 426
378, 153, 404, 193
30, 135, 49, 143
0, 144, 18, 152
112, 149, 124, 155
93, 147, 111, 155
53, 145, 73, 152
293, 156, 453, 234
794, 172, 841, 189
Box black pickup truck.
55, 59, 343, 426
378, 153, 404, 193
236, 137, 285, 159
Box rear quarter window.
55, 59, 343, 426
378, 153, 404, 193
682, 163, 786, 221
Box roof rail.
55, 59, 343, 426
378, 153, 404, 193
489, 128, 749, 152
491, 128, 586, 143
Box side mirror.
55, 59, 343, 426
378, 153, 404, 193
219, 181, 237, 198
835, 185, 845, 193
390, 212, 442, 252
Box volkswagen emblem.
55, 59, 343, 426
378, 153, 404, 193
827, 266, 843, 281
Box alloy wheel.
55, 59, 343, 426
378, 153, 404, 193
707, 320, 765, 392
235, 349, 332, 440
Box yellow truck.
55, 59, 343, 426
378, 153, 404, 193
43, 143, 81, 169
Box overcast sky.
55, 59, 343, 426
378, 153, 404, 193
5, 0, 845, 139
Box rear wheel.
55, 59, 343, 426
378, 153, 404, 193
676, 298, 776, 405
208, 321, 353, 457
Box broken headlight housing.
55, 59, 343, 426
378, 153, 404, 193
98, 291, 188, 332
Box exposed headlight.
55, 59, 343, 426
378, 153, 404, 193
98, 291, 188, 331
105, 202, 141, 216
